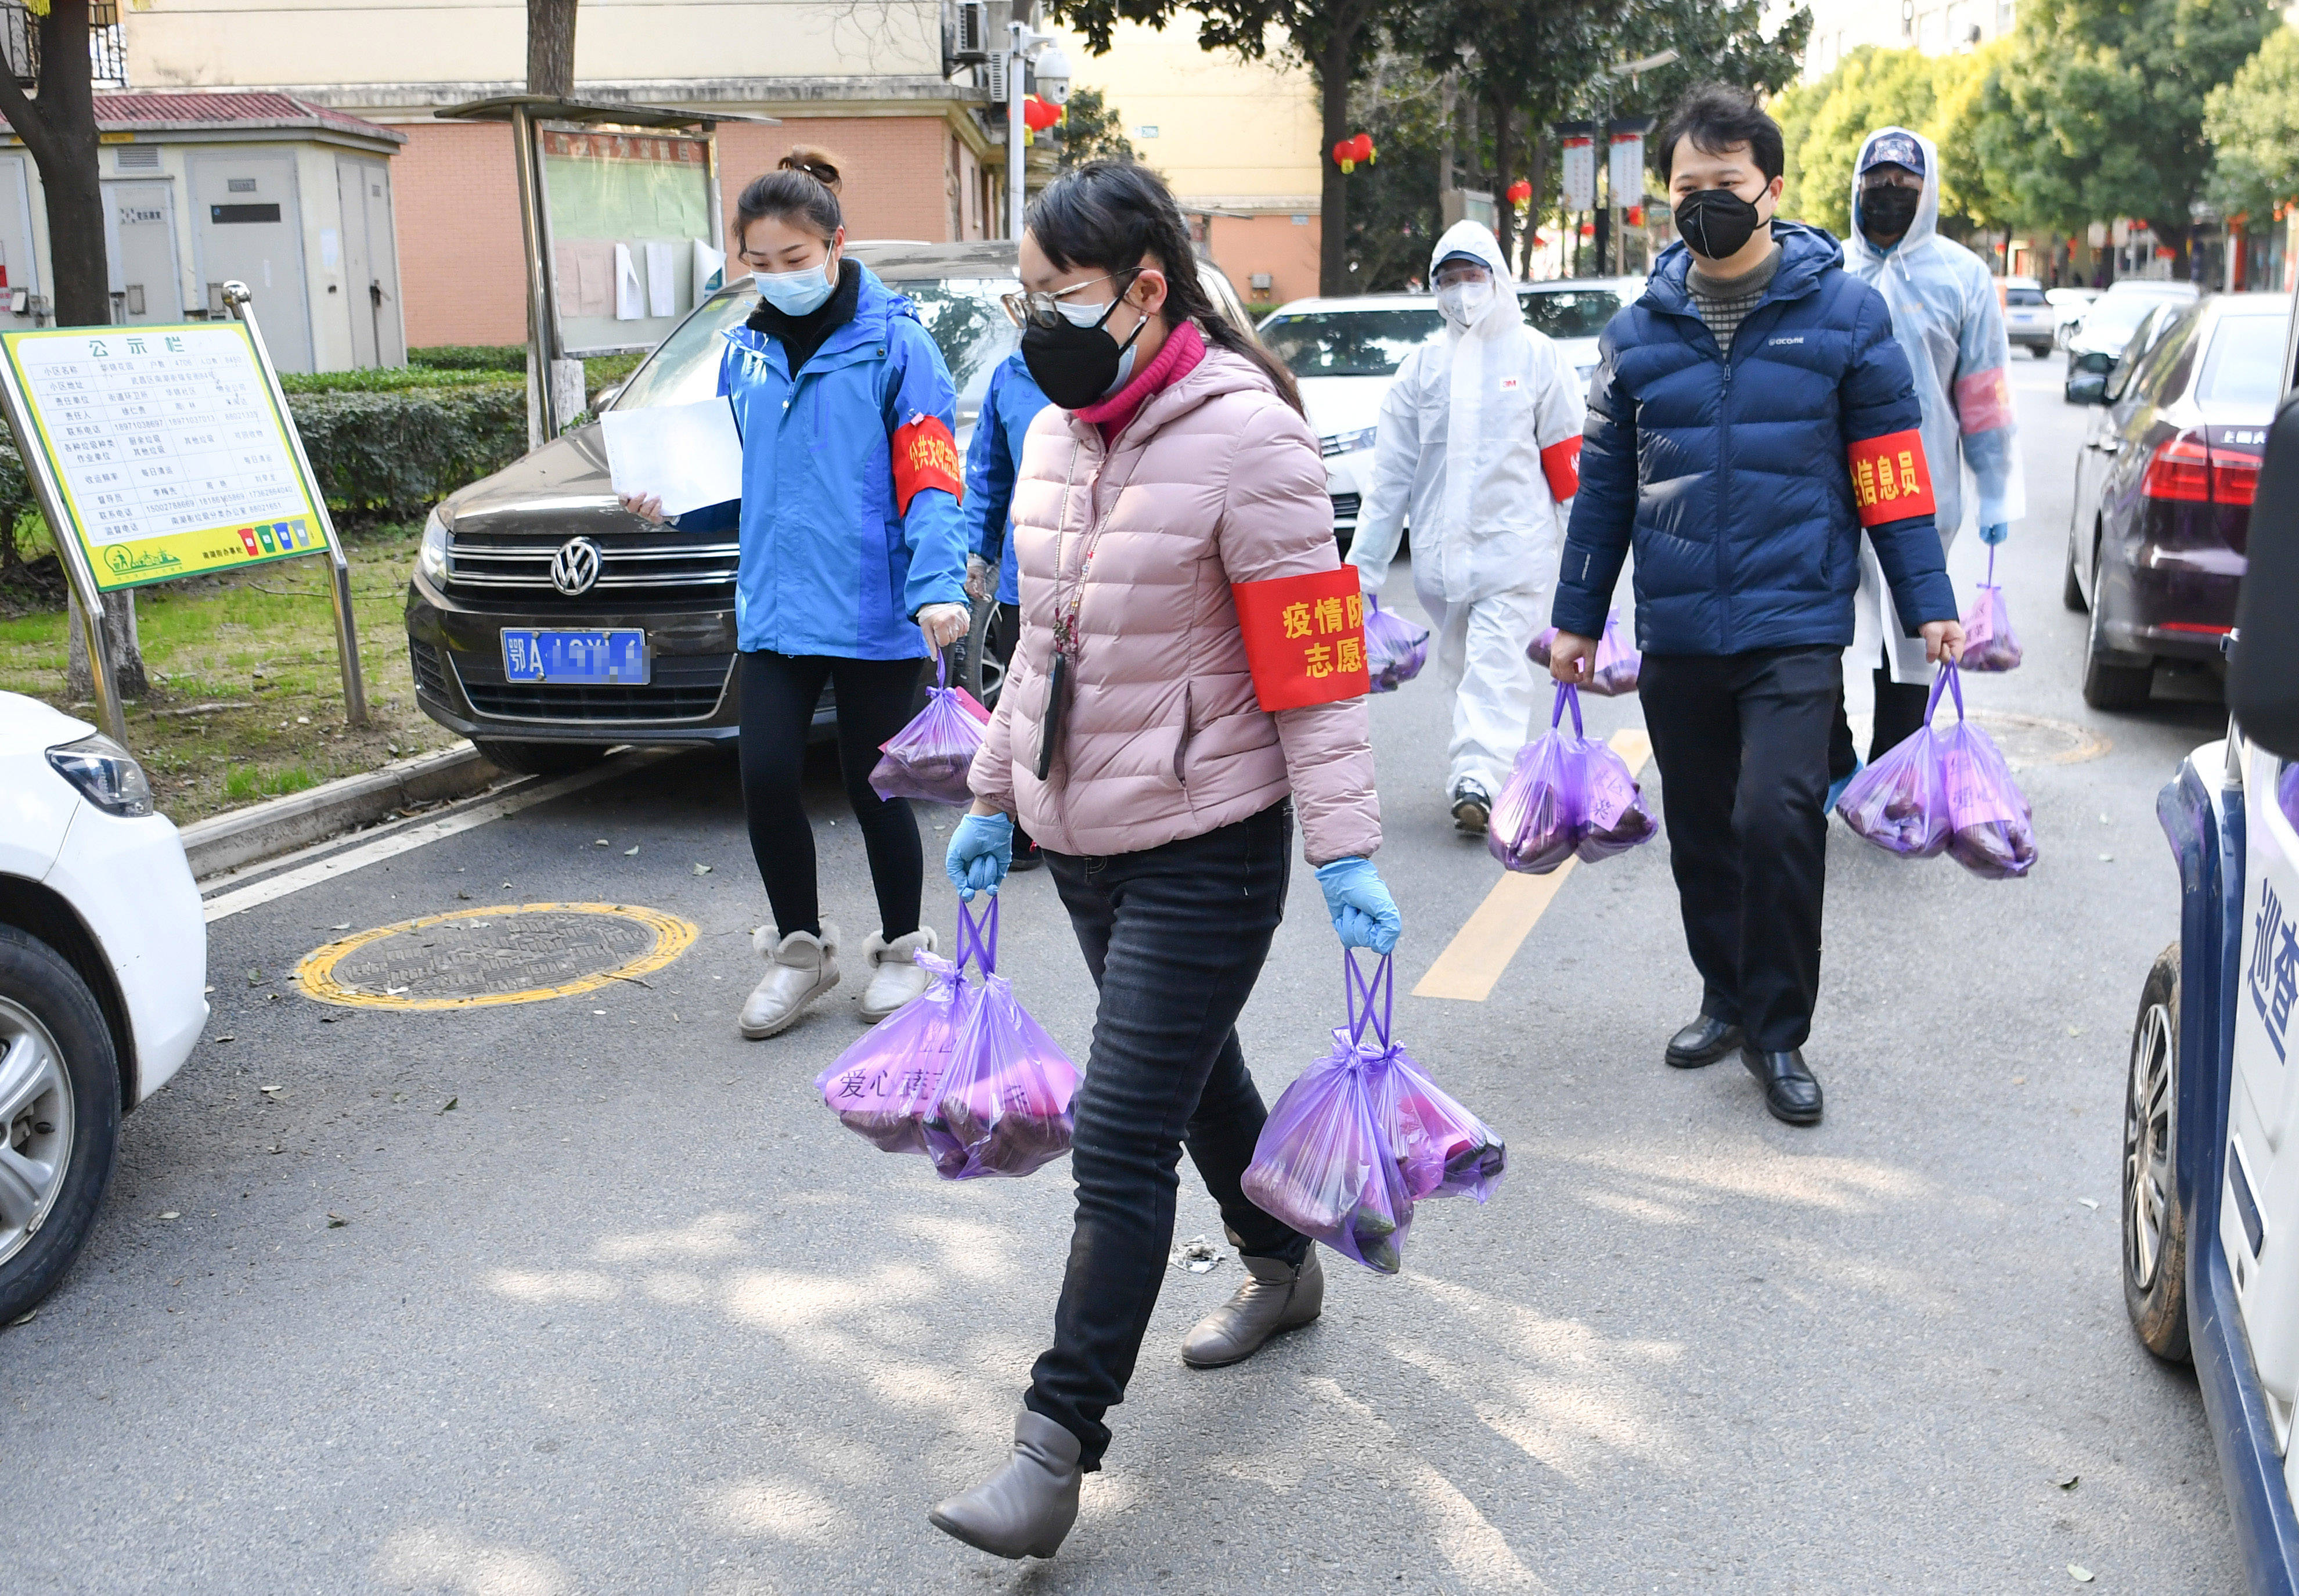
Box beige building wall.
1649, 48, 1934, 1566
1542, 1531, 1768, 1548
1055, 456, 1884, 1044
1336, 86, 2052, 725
1050, 20, 1322, 305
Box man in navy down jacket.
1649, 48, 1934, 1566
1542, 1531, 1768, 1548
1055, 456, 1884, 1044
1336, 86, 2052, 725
1547, 84, 1965, 1128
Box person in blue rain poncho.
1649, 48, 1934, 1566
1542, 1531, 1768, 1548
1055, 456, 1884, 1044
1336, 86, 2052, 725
1827, 127, 2027, 804
958, 349, 1051, 870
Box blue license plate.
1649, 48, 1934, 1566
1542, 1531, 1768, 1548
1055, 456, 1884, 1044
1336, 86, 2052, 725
500, 628, 649, 685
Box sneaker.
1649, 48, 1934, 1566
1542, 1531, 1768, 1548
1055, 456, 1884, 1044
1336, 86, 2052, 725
858, 927, 937, 1023
1450, 780, 1491, 835
1825, 759, 1864, 816
738, 924, 839, 1039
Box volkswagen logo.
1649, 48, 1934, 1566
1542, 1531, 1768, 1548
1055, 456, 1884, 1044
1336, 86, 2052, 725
550, 537, 602, 596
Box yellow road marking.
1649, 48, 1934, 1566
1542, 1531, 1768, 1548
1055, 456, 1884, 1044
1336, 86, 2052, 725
296, 901, 696, 1011
1412, 727, 1652, 1003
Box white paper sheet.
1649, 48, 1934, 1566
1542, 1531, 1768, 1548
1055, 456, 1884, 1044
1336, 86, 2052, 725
614, 242, 644, 321
601, 397, 743, 518
692, 240, 726, 302
645, 240, 676, 318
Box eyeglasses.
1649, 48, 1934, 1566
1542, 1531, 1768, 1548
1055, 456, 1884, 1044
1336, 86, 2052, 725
1000, 269, 1138, 330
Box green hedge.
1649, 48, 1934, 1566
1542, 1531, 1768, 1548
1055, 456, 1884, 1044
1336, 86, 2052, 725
278, 366, 520, 394
409, 343, 527, 372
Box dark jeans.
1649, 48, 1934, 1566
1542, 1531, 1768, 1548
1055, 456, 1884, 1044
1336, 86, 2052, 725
1828, 639, 1931, 780
1640, 646, 1842, 1053
736, 650, 925, 943
1025, 801, 1306, 1471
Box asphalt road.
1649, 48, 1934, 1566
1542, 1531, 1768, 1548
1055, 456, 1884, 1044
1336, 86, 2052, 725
4, 354, 2245, 1594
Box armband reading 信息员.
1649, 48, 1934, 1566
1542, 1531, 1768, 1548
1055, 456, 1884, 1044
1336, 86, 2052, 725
1846, 428, 1936, 527
1230, 567, 1372, 711
892, 412, 964, 514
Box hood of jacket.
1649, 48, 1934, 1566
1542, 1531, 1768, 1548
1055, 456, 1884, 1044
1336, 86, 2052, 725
1428, 219, 1523, 340
1641, 221, 1844, 322
1846, 125, 1944, 271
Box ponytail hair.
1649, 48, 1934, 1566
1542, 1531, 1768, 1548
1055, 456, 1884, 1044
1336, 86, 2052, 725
734, 143, 846, 243
1026, 160, 1303, 417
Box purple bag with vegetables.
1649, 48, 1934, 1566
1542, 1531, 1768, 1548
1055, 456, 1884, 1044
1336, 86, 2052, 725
869, 656, 992, 806
1363, 595, 1431, 693
1955, 547, 2023, 673
1836, 665, 2035, 878
1529, 607, 1641, 696
1349, 954, 1506, 1204
1488, 683, 1657, 874
929, 898, 1082, 1180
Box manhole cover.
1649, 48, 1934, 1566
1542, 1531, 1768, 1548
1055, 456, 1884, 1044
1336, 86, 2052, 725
1969, 711, 2111, 771
297, 902, 696, 1010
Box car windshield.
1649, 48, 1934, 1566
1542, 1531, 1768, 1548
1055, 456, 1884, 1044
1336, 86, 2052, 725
2196, 315, 2292, 405
2005, 287, 2048, 307
1518, 286, 1626, 338
1261, 308, 1443, 377
605, 275, 1020, 424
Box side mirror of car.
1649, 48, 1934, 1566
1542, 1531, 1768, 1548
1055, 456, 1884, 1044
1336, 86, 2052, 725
2066, 370, 2109, 405
2230, 392, 2299, 758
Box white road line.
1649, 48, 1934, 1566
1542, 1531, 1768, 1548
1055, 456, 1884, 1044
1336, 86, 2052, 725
201, 752, 669, 924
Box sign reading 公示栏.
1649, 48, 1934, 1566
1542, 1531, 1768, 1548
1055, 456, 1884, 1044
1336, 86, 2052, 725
1, 322, 326, 592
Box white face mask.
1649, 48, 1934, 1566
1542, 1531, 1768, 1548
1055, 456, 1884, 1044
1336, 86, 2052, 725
1436, 279, 1493, 326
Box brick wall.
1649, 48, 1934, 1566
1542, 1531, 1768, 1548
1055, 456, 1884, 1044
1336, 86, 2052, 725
394, 120, 525, 348
393, 113, 966, 351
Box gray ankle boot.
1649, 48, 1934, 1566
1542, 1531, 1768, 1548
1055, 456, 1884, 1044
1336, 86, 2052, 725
1180, 1246, 1324, 1368
928, 1407, 1082, 1559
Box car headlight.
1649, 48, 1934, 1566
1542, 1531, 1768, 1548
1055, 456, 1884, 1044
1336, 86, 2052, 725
418, 510, 449, 586
1323, 426, 1379, 455
46, 733, 153, 818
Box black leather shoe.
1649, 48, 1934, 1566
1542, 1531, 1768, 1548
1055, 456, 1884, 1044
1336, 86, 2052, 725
1741, 1047, 1824, 1126
1664, 1015, 1744, 1069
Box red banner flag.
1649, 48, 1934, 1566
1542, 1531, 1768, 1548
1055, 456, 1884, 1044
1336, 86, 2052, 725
1230, 566, 1371, 711
1845, 428, 1936, 527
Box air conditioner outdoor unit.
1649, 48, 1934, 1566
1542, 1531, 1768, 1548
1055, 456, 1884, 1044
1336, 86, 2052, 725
954, 1, 991, 61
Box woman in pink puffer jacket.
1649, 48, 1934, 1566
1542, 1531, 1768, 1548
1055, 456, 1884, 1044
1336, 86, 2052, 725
927, 163, 1401, 1563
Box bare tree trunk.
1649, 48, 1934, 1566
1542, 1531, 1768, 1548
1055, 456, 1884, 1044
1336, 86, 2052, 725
1491, 92, 1515, 269
66, 589, 149, 703
528, 0, 579, 98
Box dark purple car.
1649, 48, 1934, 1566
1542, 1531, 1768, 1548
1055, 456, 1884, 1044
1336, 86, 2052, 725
2066, 291, 2292, 709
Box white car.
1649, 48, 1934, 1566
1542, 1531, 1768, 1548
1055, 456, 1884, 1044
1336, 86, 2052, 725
0, 691, 207, 1321
1257, 278, 1637, 550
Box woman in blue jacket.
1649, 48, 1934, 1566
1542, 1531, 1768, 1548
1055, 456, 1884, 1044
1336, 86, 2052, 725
623, 147, 971, 1039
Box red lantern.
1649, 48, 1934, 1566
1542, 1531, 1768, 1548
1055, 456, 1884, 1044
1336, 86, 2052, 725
1023, 95, 1062, 133
1505, 178, 1533, 207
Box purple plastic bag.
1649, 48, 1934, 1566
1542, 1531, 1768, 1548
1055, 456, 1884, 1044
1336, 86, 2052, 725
1242, 957, 1416, 1274
1363, 595, 1431, 693
869, 656, 992, 806
1956, 547, 2023, 672
1349, 955, 1506, 1204
1529, 608, 1641, 697
1837, 666, 2037, 878
1488, 684, 1658, 874
929, 898, 1082, 1180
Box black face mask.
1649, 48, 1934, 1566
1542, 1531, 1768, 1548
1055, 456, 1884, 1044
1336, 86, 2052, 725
1020, 295, 1148, 410
1857, 185, 1923, 244
1674, 186, 1767, 261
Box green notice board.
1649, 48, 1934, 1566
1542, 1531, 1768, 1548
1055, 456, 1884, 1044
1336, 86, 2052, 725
544, 129, 718, 356
0, 322, 326, 590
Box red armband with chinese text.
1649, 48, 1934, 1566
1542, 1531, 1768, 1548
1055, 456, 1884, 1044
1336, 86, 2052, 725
1846, 428, 1936, 527
1230, 567, 1371, 711
1539, 435, 1583, 502
892, 412, 963, 514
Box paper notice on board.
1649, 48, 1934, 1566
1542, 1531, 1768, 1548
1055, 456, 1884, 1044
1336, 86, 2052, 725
601, 397, 743, 518
645, 241, 676, 316
692, 240, 725, 301
614, 242, 644, 320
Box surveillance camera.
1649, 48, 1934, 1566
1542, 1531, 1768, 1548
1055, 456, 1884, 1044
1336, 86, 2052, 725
1034, 41, 1072, 105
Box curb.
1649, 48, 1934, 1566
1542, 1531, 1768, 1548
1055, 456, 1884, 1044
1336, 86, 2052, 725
181, 742, 505, 882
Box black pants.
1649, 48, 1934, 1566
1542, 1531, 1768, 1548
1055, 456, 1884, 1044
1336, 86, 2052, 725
1025, 801, 1306, 1471
1640, 647, 1842, 1053
736, 650, 925, 943
1828, 639, 1931, 781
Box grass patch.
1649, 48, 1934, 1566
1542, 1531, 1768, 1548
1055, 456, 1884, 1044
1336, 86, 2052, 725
0, 518, 463, 826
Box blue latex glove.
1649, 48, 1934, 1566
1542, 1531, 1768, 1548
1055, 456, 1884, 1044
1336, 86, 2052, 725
1978, 521, 2010, 546
1314, 858, 1402, 954
945, 812, 1014, 901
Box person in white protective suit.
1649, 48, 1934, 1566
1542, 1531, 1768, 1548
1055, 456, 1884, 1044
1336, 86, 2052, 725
1828, 126, 2026, 803
1346, 219, 1588, 834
